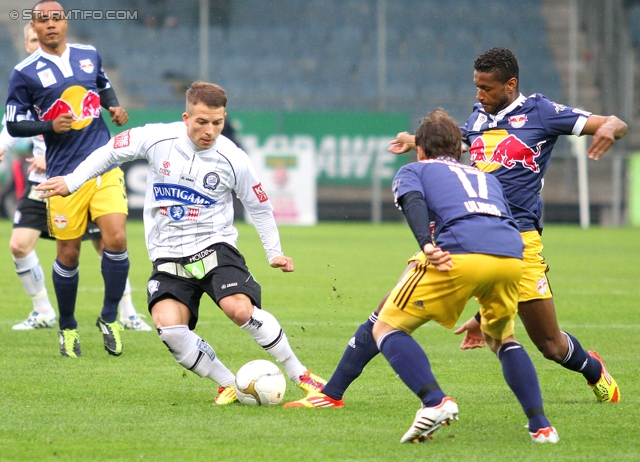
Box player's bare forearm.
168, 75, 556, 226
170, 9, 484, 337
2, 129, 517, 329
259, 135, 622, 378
600, 115, 628, 140
35, 176, 71, 198
583, 115, 628, 160
269, 256, 294, 272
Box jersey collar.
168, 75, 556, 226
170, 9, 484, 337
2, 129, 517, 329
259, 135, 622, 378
38, 45, 73, 78
491, 93, 526, 121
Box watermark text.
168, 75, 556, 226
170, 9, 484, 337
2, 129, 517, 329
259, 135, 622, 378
11, 9, 138, 21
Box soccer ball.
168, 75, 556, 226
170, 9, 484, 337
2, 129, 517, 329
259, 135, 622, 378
234, 359, 286, 406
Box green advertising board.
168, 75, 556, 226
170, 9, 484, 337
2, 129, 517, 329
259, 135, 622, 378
115, 110, 412, 186
0, 109, 411, 187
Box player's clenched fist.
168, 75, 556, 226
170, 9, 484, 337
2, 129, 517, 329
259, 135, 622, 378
109, 107, 128, 126
270, 256, 294, 272
53, 113, 73, 133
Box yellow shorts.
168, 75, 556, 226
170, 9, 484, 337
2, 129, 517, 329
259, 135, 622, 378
519, 230, 552, 302
47, 167, 128, 240
378, 253, 524, 340
407, 251, 423, 264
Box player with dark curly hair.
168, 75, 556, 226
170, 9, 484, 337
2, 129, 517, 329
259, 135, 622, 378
284, 47, 625, 416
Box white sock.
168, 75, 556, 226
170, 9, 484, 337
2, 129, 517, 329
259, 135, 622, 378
157, 325, 235, 387
240, 308, 306, 381
13, 251, 55, 317
118, 278, 136, 319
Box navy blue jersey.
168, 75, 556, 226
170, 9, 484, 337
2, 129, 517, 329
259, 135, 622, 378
460, 93, 590, 232
5, 44, 112, 177
393, 157, 523, 258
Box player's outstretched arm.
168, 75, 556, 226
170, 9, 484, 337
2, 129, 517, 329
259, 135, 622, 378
388, 131, 416, 154
581, 114, 628, 160
269, 256, 294, 272
108, 107, 129, 126
35, 176, 70, 198
453, 315, 486, 350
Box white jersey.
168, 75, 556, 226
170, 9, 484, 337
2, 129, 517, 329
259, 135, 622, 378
0, 113, 47, 184
64, 121, 284, 263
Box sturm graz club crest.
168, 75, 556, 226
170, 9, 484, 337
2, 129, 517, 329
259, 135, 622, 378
169, 205, 186, 220
203, 172, 220, 191
148, 280, 160, 296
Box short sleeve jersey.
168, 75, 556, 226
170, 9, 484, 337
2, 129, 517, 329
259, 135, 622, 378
5, 44, 112, 177
393, 157, 523, 258
460, 93, 590, 232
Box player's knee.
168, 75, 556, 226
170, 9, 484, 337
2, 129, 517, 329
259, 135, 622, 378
151, 298, 190, 327
9, 239, 32, 258
56, 246, 80, 266
485, 336, 502, 355
220, 294, 253, 326
536, 339, 565, 362
102, 234, 127, 252
371, 320, 393, 342
226, 307, 252, 326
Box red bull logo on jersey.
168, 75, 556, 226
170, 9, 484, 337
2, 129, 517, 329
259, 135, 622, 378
79, 59, 94, 74
36, 85, 101, 130
508, 114, 528, 128
469, 129, 543, 173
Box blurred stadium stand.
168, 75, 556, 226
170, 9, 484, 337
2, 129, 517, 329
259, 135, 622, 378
0, 0, 638, 223
0, 26, 18, 104
7, 0, 560, 125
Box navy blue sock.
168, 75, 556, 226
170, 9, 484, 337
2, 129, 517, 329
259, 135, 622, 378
323, 313, 380, 400
378, 330, 446, 407
52, 259, 78, 330
560, 331, 602, 383
100, 249, 130, 323
498, 342, 550, 433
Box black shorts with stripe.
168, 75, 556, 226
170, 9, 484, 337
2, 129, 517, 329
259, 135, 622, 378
147, 243, 262, 330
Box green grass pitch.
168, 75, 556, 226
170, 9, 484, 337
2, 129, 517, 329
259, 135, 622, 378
0, 220, 638, 461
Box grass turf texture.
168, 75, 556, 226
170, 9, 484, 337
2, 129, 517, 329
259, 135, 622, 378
0, 220, 638, 461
